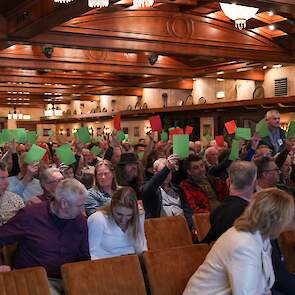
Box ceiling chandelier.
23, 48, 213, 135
133, 0, 154, 8
88, 0, 109, 7
220, 3, 259, 30
54, 0, 154, 8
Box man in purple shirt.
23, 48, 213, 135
0, 178, 90, 295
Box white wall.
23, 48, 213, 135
263, 66, 295, 97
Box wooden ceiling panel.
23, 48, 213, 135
0, 0, 293, 107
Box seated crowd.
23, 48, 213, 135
0, 109, 294, 295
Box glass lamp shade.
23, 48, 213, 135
220, 3, 259, 30
7, 112, 12, 120
133, 0, 154, 8
88, 0, 109, 7
18, 113, 23, 120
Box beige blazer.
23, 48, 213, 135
183, 227, 275, 295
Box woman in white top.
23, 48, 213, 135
88, 186, 147, 260
183, 188, 295, 295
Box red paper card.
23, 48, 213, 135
174, 127, 184, 135
215, 135, 224, 147
113, 114, 121, 131
225, 120, 237, 135
149, 115, 162, 132
185, 126, 193, 135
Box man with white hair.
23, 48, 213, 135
142, 154, 193, 230
0, 178, 90, 295
260, 109, 285, 154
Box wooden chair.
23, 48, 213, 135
279, 230, 295, 273
2, 244, 18, 268
62, 255, 147, 295
143, 244, 210, 295
144, 216, 192, 250
0, 267, 50, 295
192, 212, 210, 241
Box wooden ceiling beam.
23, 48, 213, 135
1, 0, 92, 50
0, 57, 196, 77
30, 31, 290, 62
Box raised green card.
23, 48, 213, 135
287, 121, 295, 139
76, 127, 91, 143
229, 139, 240, 161
90, 146, 102, 156
24, 144, 46, 164
235, 128, 251, 140
173, 134, 189, 159
160, 131, 168, 142
55, 144, 76, 166
26, 131, 37, 144
256, 119, 269, 138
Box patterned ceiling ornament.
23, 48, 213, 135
220, 3, 259, 30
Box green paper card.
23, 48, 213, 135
287, 121, 295, 139
37, 129, 43, 136
256, 119, 269, 138
76, 127, 91, 143
48, 130, 54, 137
1, 130, 11, 143
117, 130, 125, 142
14, 128, 27, 144
129, 137, 135, 145
123, 134, 129, 143
168, 127, 175, 132
90, 146, 102, 156
229, 139, 240, 161
173, 134, 189, 159
24, 144, 46, 164
0, 133, 4, 147
55, 144, 76, 166
137, 151, 144, 160
235, 128, 251, 140
26, 131, 37, 144
160, 131, 168, 142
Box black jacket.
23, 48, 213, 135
142, 166, 193, 230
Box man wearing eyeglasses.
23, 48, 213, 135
27, 167, 64, 205
255, 156, 281, 192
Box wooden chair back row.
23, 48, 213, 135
0, 244, 209, 295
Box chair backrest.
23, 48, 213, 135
2, 244, 17, 268
0, 267, 50, 295
62, 255, 147, 295
144, 216, 192, 250
192, 213, 210, 241
279, 230, 295, 273
143, 244, 210, 295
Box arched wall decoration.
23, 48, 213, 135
167, 15, 193, 39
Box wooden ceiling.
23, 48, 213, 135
0, 0, 294, 107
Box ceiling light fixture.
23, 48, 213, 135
88, 0, 109, 8
220, 3, 259, 30
133, 0, 154, 8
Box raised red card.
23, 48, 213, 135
225, 120, 237, 135
113, 114, 121, 131
149, 115, 162, 132
215, 135, 224, 147
185, 126, 193, 135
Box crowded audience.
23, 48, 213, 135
0, 109, 293, 295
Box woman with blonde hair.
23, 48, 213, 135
88, 186, 147, 260
183, 188, 295, 295
85, 160, 118, 216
